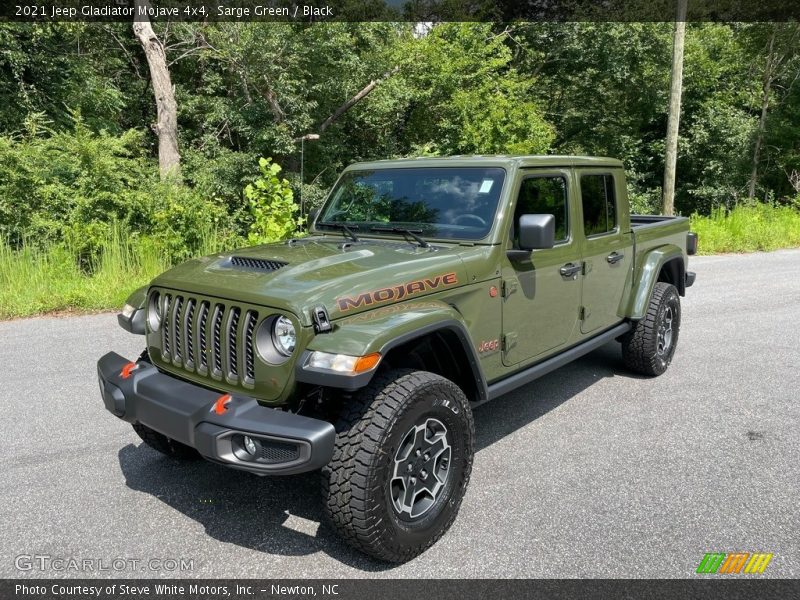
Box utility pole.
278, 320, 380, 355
662, 0, 688, 216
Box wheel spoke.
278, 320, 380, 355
434, 447, 451, 484
425, 436, 448, 461
402, 478, 417, 511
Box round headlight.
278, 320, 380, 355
147, 291, 162, 332
272, 316, 296, 357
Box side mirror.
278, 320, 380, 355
308, 208, 320, 227
518, 214, 555, 250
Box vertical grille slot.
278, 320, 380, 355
184, 299, 196, 369
197, 301, 209, 374
243, 310, 258, 385
172, 296, 184, 364
226, 307, 241, 381
161, 294, 172, 360
211, 303, 224, 378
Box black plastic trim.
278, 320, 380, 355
686, 271, 696, 287
506, 249, 532, 261
296, 319, 489, 403
296, 319, 636, 409
481, 321, 632, 405
687, 232, 698, 256
117, 309, 146, 335
377, 319, 488, 403
97, 352, 335, 475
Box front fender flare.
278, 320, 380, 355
295, 301, 488, 402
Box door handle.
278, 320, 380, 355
560, 263, 582, 278
606, 252, 624, 264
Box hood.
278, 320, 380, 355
151, 236, 469, 326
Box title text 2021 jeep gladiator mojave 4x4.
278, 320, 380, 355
98, 156, 696, 563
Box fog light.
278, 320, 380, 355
243, 436, 258, 456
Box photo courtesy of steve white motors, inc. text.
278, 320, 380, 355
14, 583, 341, 597
17, 3, 335, 19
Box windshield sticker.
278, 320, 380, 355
478, 179, 494, 194
337, 272, 458, 312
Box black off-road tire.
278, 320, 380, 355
622, 281, 681, 376
132, 422, 201, 460
321, 369, 475, 563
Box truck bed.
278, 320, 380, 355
629, 214, 691, 282
630, 214, 688, 228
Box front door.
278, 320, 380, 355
501, 171, 582, 366
577, 170, 630, 334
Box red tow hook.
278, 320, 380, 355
213, 394, 232, 415
120, 362, 138, 379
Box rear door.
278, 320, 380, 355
501, 170, 582, 366
577, 169, 631, 334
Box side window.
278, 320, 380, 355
514, 176, 568, 245
580, 174, 617, 236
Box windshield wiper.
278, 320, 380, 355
369, 226, 430, 248
318, 221, 360, 243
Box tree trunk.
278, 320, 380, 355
133, 0, 180, 180
662, 0, 688, 216
748, 29, 777, 200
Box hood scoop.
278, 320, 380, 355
226, 256, 288, 272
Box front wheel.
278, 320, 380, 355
621, 281, 681, 376
321, 369, 474, 563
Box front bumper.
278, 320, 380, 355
97, 352, 335, 475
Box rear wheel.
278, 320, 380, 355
322, 369, 474, 563
622, 281, 681, 376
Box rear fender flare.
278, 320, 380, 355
626, 246, 685, 320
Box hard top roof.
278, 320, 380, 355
344, 155, 624, 170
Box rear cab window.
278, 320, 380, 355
580, 174, 617, 237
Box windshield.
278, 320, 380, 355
316, 167, 506, 241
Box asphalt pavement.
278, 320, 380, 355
1, 249, 798, 578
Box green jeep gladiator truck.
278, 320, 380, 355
98, 155, 696, 562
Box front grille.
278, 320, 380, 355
154, 291, 258, 388
229, 256, 288, 271
260, 440, 301, 464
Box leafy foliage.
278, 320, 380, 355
0, 115, 236, 263
245, 157, 300, 244
690, 202, 800, 253
1, 20, 799, 269
1, 21, 800, 318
